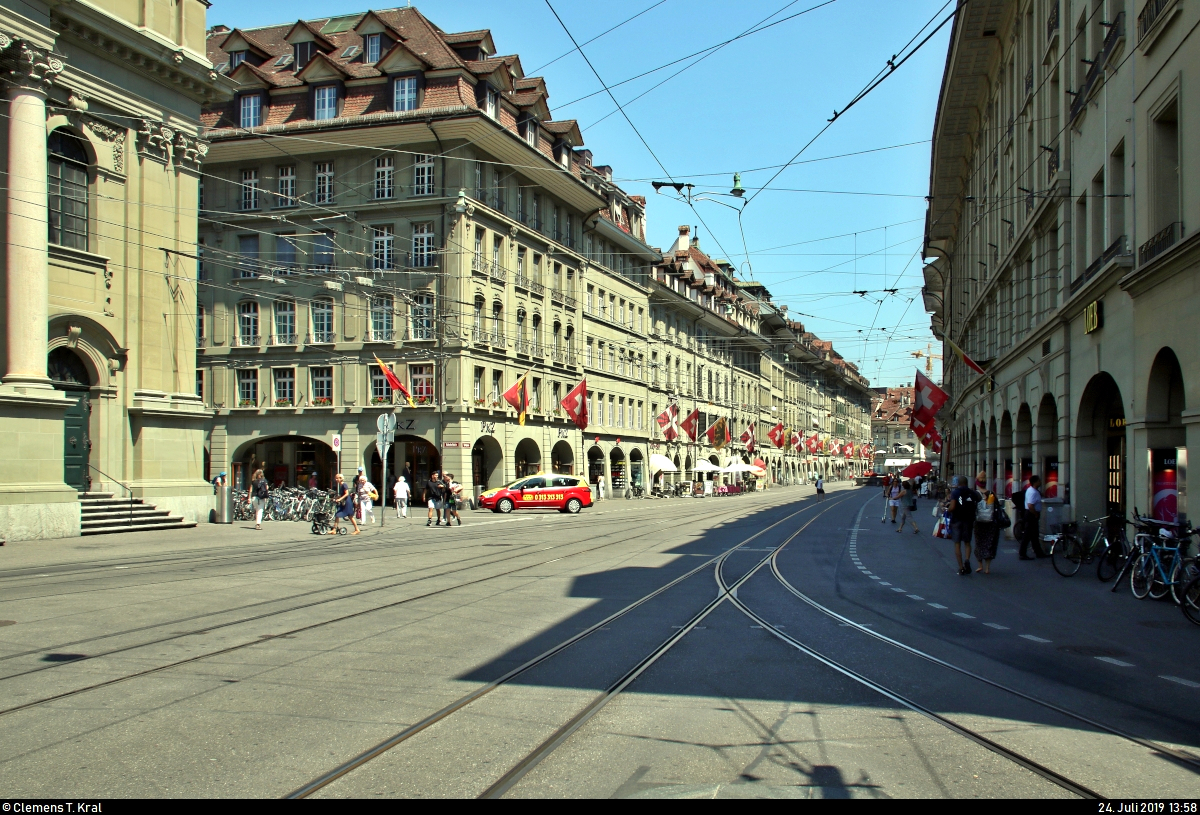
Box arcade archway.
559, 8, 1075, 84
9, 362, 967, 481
472, 435, 502, 490
1077, 373, 1125, 521
610, 447, 627, 493
514, 438, 541, 477
232, 435, 336, 490
551, 440, 575, 475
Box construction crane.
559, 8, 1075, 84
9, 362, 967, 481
911, 343, 943, 374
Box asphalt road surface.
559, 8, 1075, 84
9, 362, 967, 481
1, 483, 1197, 798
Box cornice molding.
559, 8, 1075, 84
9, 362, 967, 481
0, 35, 64, 93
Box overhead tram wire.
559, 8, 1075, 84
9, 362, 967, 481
524, 0, 672, 75
746, 0, 961, 207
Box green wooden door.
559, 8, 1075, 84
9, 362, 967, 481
63, 392, 89, 492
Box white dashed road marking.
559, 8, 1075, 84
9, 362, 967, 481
1161, 676, 1200, 688
953, 612, 975, 619
1020, 634, 1052, 643
984, 623, 1010, 630
1095, 656, 1135, 668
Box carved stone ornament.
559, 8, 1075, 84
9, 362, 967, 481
172, 131, 208, 171
136, 118, 174, 163
0, 37, 64, 93
84, 119, 127, 174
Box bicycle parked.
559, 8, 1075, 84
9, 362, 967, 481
1049, 515, 1122, 579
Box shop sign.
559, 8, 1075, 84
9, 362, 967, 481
480, 422, 496, 435
557, 428, 570, 439
1150, 448, 1180, 523
442, 442, 460, 448
1083, 299, 1103, 334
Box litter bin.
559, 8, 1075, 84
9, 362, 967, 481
214, 483, 232, 523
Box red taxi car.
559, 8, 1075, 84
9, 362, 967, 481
478, 474, 593, 514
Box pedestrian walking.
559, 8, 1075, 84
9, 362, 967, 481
250, 468, 268, 529
1019, 474, 1048, 559
895, 480, 919, 534
425, 470, 446, 527
887, 479, 903, 523
444, 472, 463, 526
393, 476, 410, 519
815, 475, 825, 501
331, 473, 360, 535
947, 475, 980, 575
973, 473, 1000, 574
880, 473, 892, 522
358, 477, 376, 525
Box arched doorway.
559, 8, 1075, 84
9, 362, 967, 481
551, 440, 574, 475
1145, 348, 1185, 521
672, 453, 681, 486
397, 434, 440, 489
1036, 396, 1059, 498
1015, 404, 1033, 492
629, 448, 644, 488
610, 447, 627, 493
471, 435, 502, 491
999, 412, 1014, 497
587, 445, 605, 485
1077, 373, 1125, 522
514, 437, 541, 477
49, 347, 92, 492
233, 435, 336, 490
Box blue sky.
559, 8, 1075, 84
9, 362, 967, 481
212, 0, 952, 387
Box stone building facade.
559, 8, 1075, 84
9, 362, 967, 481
925, 0, 1200, 525
0, 0, 228, 541
199, 7, 873, 498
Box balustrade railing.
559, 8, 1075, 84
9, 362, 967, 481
1139, 222, 1179, 265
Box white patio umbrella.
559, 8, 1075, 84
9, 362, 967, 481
722, 460, 757, 473
693, 459, 720, 472
649, 453, 678, 473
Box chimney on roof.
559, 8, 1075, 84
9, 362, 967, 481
208, 24, 231, 35
674, 225, 690, 253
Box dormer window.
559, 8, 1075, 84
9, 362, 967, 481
239, 94, 262, 128
524, 119, 537, 148
393, 76, 418, 112
485, 87, 498, 119
365, 33, 381, 63
229, 50, 247, 69
313, 85, 338, 121
294, 41, 316, 70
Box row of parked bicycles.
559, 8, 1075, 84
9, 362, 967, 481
1045, 508, 1200, 626
230, 487, 338, 523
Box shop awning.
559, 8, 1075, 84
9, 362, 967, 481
693, 460, 720, 472
649, 454, 678, 473
722, 460, 757, 473
883, 458, 913, 467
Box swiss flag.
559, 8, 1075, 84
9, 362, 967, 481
680, 408, 700, 442
561, 379, 588, 431
657, 404, 680, 442
740, 422, 756, 454
844, 443, 854, 459
767, 422, 785, 448
913, 370, 949, 425
790, 430, 802, 452
806, 433, 820, 453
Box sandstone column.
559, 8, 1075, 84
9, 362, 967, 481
2, 39, 62, 387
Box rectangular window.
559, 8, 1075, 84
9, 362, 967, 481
315, 162, 335, 204
311, 366, 333, 404
310, 300, 334, 343
636, 401, 643, 430
240, 169, 259, 210
237, 369, 258, 407
1151, 99, 1180, 236
370, 365, 390, 402
372, 226, 394, 270
411, 364, 434, 403
275, 234, 297, 271
276, 166, 296, 206
474, 366, 484, 401
525, 120, 537, 148
365, 33, 381, 63
312, 231, 334, 270
237, 234, 259, 278
516, 185, 525, 222
531, 377, 541, 410
616, 397, 624, 428
517, 248, 525, 279
273, 368, 295, 405
229, 51, 246, 69
532, 193, 541, 231
565, 214, 574, 249
413, 154, 435, 196
412, 222, 435, 267
493, 235, 502, 268
393, 75, 418, 112
239, 94, 262, 128
411, 292, 434, 339
274, 300, 295, 343
586, 338, 594, 367
370, 295, 394, 340
196, 369, 204, 399
607, 395, 614, 426
314, 85, 338, 121
294, 41, 315, 70
374, 156, 394, 199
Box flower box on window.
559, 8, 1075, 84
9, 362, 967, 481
312, 397, 332, 406
238, 399, 256, 408
473, 398, 486, 406
491, 400, 502, 409
274, 398, 292, 407
416, 395, 432, 405
370, 396, 391, 405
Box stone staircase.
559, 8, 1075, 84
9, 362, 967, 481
79, 492, 197, 536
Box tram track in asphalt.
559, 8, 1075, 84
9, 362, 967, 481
0, 496, 775, 670
286, 493, 855, 799
751, 493, 1200, 796
0, 491, 809, 717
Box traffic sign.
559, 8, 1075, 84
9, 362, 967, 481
331, 433, 341, 452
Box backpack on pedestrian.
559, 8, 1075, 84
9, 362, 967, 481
254, 478, 269, 500
975, 494, 994, 523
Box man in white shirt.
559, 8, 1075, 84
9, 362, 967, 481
1019, 475, 1047, 559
